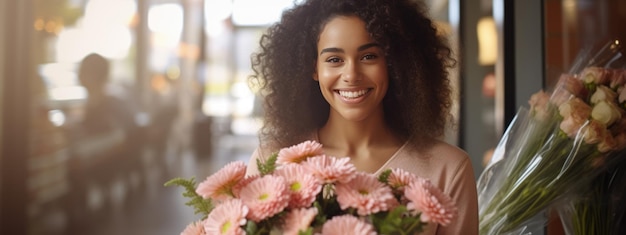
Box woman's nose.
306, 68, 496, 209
342, 61, 362, 83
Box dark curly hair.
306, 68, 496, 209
249, 0, 455, 151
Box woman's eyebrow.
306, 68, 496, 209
319, 43, 381, 55
357, 42, 381, 51
319, 47, 343, 55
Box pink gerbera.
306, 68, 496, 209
196, 161, 247, 201
277, 140, 324, 164
274, 164, 322, 208
239, 175, 291, 222
320, 215, 377, 235
302, 155, 356, 183
335, 172, 397, 216
180, 220, 205, 235
282, 207, 318, 235
387, 168, 417, 190
204, 199, 248, 235
405, 177, 458, 226
232, 174, 260, 198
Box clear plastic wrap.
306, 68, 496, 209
477, 40, 626, 235
555, 152, 626, 235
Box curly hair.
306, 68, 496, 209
249, 0, 455, 150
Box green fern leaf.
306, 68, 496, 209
257, 152, 278, 175
164, 177, 214, 219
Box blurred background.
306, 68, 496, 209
1, 0, 624, 234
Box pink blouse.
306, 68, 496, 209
370, 140, 479, 235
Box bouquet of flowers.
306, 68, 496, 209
477, 39, 626, 235
166, 140, 458, 235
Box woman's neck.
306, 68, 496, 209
318, 110, 401, 156
317, 110, 404, 173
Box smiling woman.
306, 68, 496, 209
244, 0, 479, 234
314, 16, 389, 124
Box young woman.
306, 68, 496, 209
246, 0, 478, 234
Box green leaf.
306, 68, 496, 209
164, 177, 213, 218
371, 206, 425, 234
258, 152, 278, 175
298, 228, 314, 235
245, 221, 259, 235
312, 201, 328, 226
378, 169, 392, 184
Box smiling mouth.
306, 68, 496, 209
336, 89, 371, 99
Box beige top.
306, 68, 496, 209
372, 140, 479, 235
246, 137, 479, 235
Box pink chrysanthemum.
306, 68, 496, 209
204, 199, 248, 235
239, 175, 291, 222
405, 178, 458, 226
274, 164, 322, 208
282, 207, 318, 235
196, 161, 247, 201
232, 174, 260, 198
320, 215, 377, 235
302, 155, 356, 183
335, 172, 397, 216
180, 220, 205, 235
387, 168, 417, 190
277, 140, 324, 164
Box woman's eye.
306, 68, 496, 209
362, 54, 378, 60
326, 57, 342, 63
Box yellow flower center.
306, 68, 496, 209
259, 193, 269, 201
221, 221, 231, 233
291, 182, 302, 191
358, 189, 369, 195
217, 181, 238, 198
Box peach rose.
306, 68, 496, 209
582, 120, 607, 145
581, 66, 609, 85
597, 131, 616, 153
590, 85, 617, 104
591, 101, 622, 126
551, 73, 586, 105
558, 98, 591, 120
560, 115, 588, 138
528, 90, 551, 121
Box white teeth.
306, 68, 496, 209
338, 89, 368, 99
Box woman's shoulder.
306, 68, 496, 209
429, 139, 470, 161
389, 138, 473, 182
393, 138, 476, 197
402, 138, 470, 163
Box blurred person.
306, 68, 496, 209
246, 0, 479, 234
66, 53, 143, 230
78, 53, 136, 134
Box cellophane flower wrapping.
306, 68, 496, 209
166, 140, 459, 235
477, 39, 626, 235
555, 156, 626, 235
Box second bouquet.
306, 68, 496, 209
477, 40, 626, 235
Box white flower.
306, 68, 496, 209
591, 101, 622, 126
590, 85, 617, 104
581, 66, 609, 85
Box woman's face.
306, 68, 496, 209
314, 15, 388, 122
